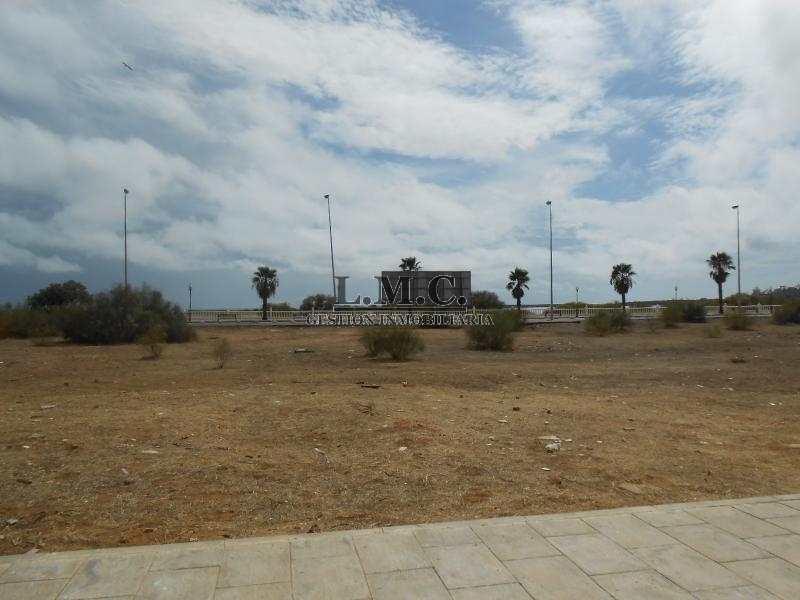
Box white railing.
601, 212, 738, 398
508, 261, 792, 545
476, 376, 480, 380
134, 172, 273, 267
186, 305, 782, 323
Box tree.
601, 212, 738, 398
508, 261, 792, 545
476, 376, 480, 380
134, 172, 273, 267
300, 293, 336, 311
707, 251, 735, 314
398, 257, 422, 271
506, 267, 530, 311
471, 290, 504, 309
609, 263, 636, 312
252, 266, 279, 320
28, 280, 90, 309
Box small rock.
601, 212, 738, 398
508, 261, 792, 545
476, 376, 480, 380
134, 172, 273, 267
30, 433, 44, 439
617, 482, 644, 495
294, 348, 314, 353
497, 419, 508, 423
6, 518, 19, 525
398, 446, 408, 452
540, 467, 551, 471
361, 384, 381, 389
141, 450, 159, 454
121, 468, 129, 476
538, 435, 561, 441
623, 427, 635, 431
40, 404, 56, 410
545, 442, 560, 453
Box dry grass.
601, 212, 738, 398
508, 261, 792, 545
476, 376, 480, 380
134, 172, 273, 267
1, 321, 799, 554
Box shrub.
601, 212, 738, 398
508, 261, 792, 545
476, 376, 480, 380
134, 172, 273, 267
137, 325, 166, 359
610, 311, 632, 333
360, 327, 425, 360
706, 324, 723, 338
724, 310, 753, 331
300, 294, 336, 311
773, 302, 800, 325
62, 284, 195, 345
0, 306, 61, 339
660, 303, 683, 328
27, 280, 90, 309
27, 310, 62, 343
466, 310, 521, 350
585, 311, 631, 336
585, 312, 612, 336
212, 338, 232, 368
678, 300, 707, 323
471, 290, 505, 309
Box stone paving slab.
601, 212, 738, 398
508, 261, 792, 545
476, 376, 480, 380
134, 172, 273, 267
1, 494, 799, 599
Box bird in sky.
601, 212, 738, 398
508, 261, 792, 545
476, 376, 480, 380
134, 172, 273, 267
122, 62, 134, 71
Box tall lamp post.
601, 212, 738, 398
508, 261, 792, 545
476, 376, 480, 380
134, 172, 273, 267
123, 188, 129, 288
575, 286, 579, 318
188, 283, 192, 322
674, 285, 678, 302
546, 200, 553, 319
324, 194, 336, 300
732, 204, 741, 305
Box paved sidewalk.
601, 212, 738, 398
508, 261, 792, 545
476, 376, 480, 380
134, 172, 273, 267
2, 495, 800, 599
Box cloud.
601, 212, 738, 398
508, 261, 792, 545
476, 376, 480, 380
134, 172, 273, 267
0, 0, 798, 307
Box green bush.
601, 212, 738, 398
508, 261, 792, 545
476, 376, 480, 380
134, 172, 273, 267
706, 324, 723, 338
137, 325, 166, 359
678, 300, 707, 323
610, 311, 632, 333
62, 284, 195, 345
660, 303, 683, 328
0, 306, 62, 339
466, 310, 521, 350
772, 302, 800, 325
471, 290, 505, 309
360, 327, 425, 360
585, 311, 631, 336
724, 310, 753, 331
585, 312, 612, 336
212, 338, 232, 368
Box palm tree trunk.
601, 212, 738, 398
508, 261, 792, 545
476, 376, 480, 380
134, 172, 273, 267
262, 297, 267, 320
718, 282, 723, 314
621, 294, 626, 312
516, 297, 521, 311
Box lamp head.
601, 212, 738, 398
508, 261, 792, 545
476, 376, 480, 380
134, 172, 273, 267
324, 194, 330, 199
546, 200, 551, 205
123, 188, 129, 194
731, 204, 739, 209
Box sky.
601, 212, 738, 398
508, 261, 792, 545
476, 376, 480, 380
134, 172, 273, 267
1, 0, 799, 309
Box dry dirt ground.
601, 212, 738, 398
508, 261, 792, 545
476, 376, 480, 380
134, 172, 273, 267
1, 321, 799, 555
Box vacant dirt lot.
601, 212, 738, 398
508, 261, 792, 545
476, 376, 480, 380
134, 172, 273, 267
1, 321, 799, 554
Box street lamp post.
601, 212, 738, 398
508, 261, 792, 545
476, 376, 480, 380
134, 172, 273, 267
188, 283, 192, 322
546, 200, 553, 319
575, 286, 579, 318
324, 194, 336, 300
674, 285, 678, 302
732, 204, 741, 305
123, 188, 129, 288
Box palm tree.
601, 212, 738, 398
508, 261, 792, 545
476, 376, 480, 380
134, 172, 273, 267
398, 257, 422, 271
252, 266, 279, 320
506, 267, 530, 310
707, 251, 735, 314
610, 263, 636, 311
